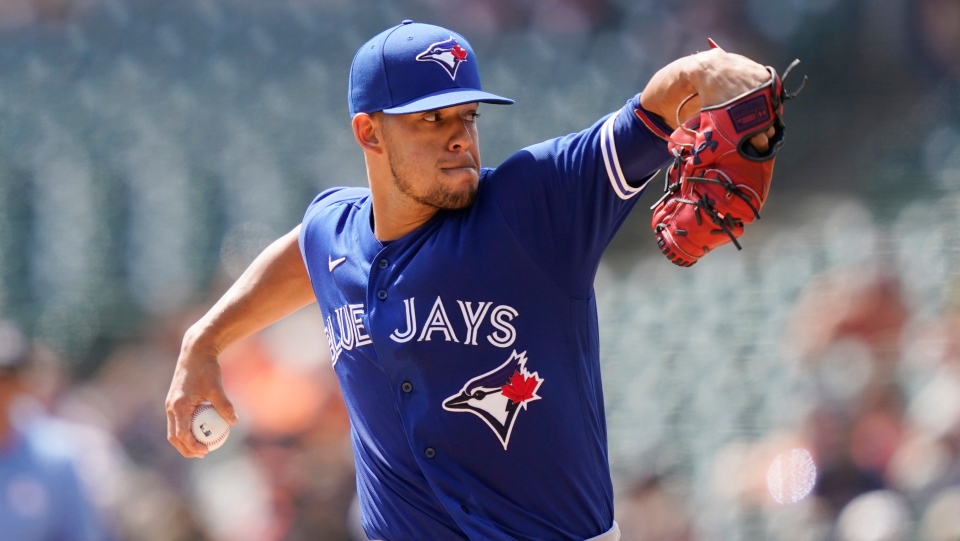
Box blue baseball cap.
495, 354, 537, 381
348, 20, 514, 116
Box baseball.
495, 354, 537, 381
191, 402, 230, 452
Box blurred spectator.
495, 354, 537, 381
779, 269, 904, 518
0, 319, 111, 540
57, 315, 212, 541
890, 274, 960, 511
785, 265, 909, 382
803, 389, 903, 520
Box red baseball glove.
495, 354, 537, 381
651, 58, 805, 267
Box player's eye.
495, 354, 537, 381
423, 112, 441, 122
465, 111, 480, 123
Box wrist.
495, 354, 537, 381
181, 321, 224, 361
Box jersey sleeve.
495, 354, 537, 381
489, 94, 672, 297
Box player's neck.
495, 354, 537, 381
369, 190, 438, 242
365, 156, 441, 241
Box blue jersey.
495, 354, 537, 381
300, 96, 671, 541
0, 419, 109, 541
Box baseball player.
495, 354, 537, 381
166, 20, 783, 541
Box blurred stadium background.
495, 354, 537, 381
1, 0, 960, 539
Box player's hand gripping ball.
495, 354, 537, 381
651, 56, 806, 266
191, 402, 230, 452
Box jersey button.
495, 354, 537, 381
378, 259, 389, 269
377, 290, 387, 300
401, 382, 413, 393
424, 447, 436, 459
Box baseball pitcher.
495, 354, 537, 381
166, 20, 801, 541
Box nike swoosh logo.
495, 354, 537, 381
328, 256, 347, 272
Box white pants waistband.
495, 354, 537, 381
584, 521, 620, 541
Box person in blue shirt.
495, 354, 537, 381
0, 321, 109, 541
166, 20, 776, 541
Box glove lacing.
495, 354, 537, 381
654, 168, 761, 251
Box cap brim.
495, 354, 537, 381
382, 88, 514, 114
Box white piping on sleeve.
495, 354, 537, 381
600, 112, 644, 201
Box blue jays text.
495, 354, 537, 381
326, 297, 519, 365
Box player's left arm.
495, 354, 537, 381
489, 97, 673, 296
490, 48, 785, 293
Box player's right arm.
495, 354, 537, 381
165, 225, 315, 458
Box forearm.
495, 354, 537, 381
182, 225, 315, 357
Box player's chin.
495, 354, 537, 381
438, 169, 479, 209
437, 186, 477, 210
430, 184, 477, 210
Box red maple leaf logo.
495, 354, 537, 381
501, 371, 540, 405
451, 44, 468, 61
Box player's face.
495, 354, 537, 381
380, 103, 481, 210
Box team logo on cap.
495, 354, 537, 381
416, 36, 469, 80
442, 350, 543, 450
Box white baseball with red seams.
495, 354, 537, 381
191, 402, 230, 451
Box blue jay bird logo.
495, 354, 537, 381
442, 350, 544, 450
416, 36, 469, 80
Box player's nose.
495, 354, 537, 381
447, 120, 474, 152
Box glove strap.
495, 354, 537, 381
780, 59, 807, 101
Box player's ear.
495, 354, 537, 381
352, 112, 385, 154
